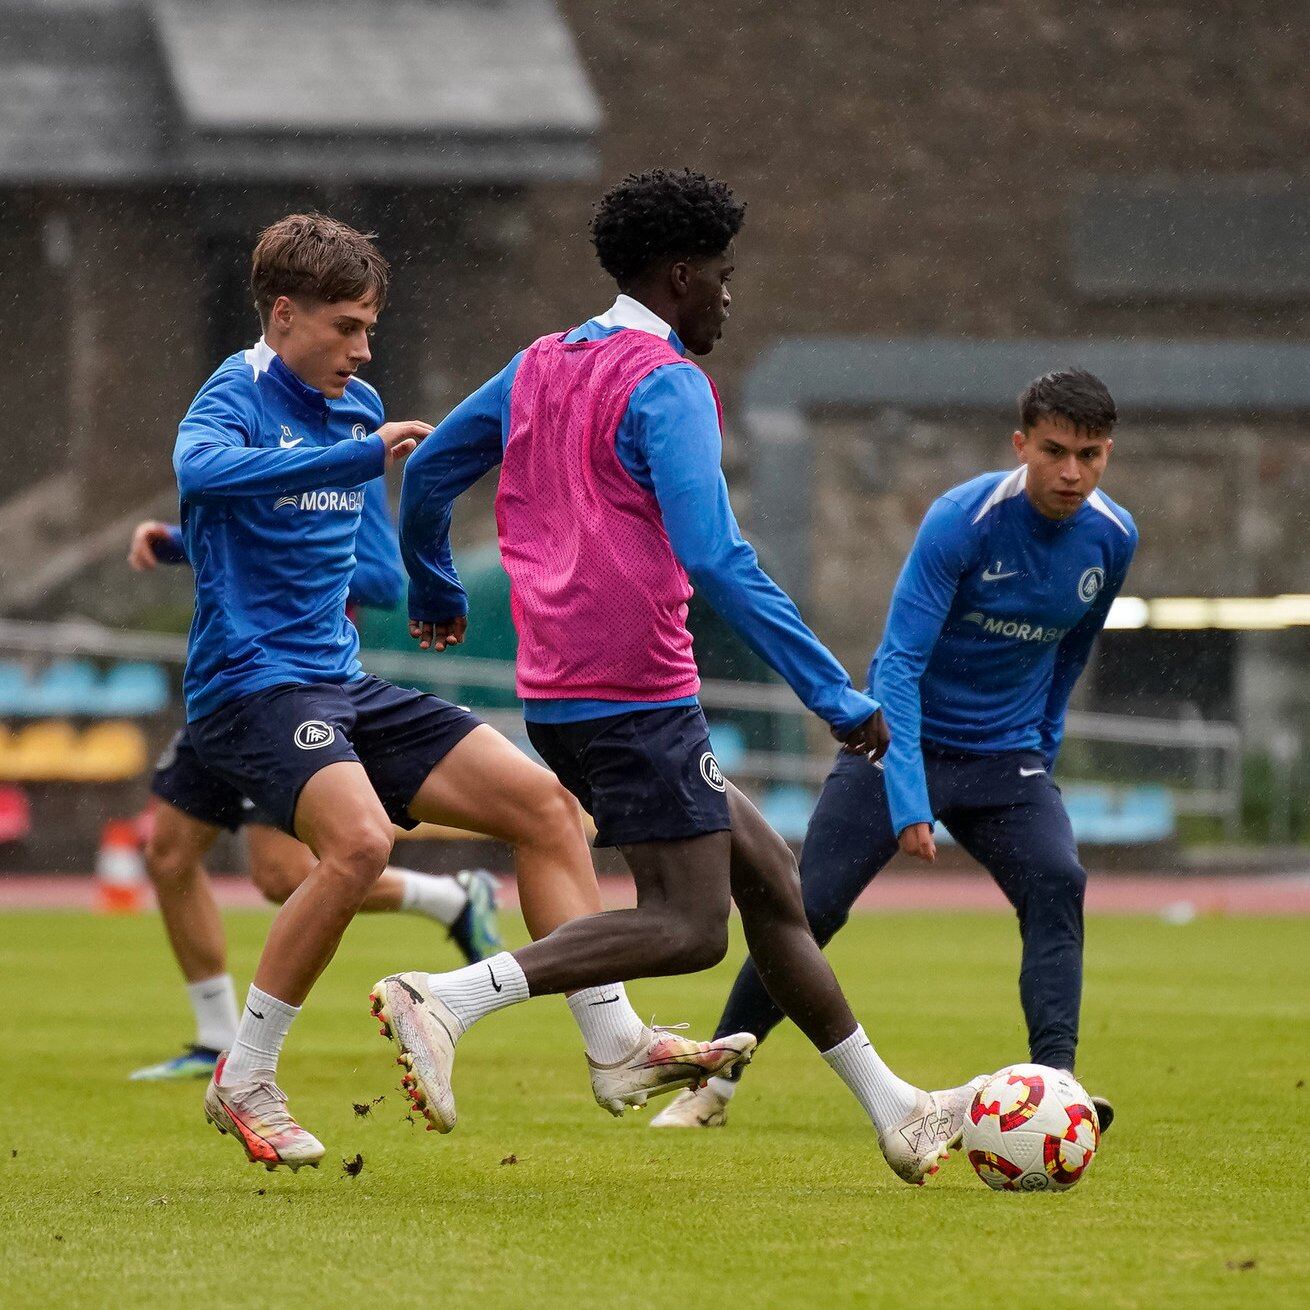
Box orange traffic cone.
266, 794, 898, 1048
95, 818, 146, 914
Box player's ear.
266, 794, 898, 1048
1011, 429, 1027, 462
270, 295, 296, 331
668, 260, 692, 298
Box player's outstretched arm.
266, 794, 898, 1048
871, 499, 974, 853
400, 363, 515, 643
639, 366, 880, 740
173, 374, 419, 503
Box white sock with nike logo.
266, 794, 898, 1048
566, 984, 645, 1064
821, 1025, 920, 1133
426, 952, 528, 1030
220, 985, 299, 1087
186, 973, 239, 1052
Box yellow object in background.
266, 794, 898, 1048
68, 722, 149, 782
0, 719, 148, 782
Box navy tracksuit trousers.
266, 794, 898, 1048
715, 746, 1087, 1072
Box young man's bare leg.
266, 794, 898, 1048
219, 761, 393, 1094
719, 784, 923, 1130
374, 727, 752, 1119
658, 784, 982, 1179
398, 725, 651, 1067
392, 775, 978, 1179
404, 725, 602, 932
133, 801, 240, 1075
244, 823, 495, 956
145, 802, 227, 986
495, 832, 734, 991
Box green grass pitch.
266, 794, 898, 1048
1, 907, 1307, 1309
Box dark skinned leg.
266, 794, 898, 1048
724, 783, 858, 1052
509, 832, 733, 995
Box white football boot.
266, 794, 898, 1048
370, 972, 464, 1133
878, 1074, 990, 1185
203, 1055, 325, 1171
590, 1025, 755, 1116
649, 1081, 731, 1127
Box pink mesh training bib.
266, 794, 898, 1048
497, 329, 715, 702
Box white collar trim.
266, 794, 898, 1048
244, 337, 276, 378
972, 466, 1028, 523
593, 294, 674, 340
1086, 489, 1131, 535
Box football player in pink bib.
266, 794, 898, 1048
386, 169, 984, 1183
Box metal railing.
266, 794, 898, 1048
0, 617, 1247, 838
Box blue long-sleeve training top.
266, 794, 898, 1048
401, 294, 877, 732
870, 466, 1137, 834
173, 339, 388, 721
156, 479, 404, 610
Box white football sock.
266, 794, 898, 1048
566, 984, 646, 1063
426, 952, 528, 1031
707, 1075, 738, 1101
821, 1025, 920, 1133
396, 867, 469, 927
186, 973, 239, 1052
220, 985, 299, 1087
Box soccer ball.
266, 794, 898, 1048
962, 1063, 1100, 1192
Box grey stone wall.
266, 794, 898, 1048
806, 410, 1310, 676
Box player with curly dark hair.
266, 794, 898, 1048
590, 166, 746, 284
386, 169, 984, 1185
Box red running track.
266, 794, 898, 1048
3, 871, 1309, 916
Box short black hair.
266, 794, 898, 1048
1019, 368, 1117, 435
590, 168, 746, 286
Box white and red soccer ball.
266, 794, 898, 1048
962, 1063, 1101, 1192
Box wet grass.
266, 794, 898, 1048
1, 908, 1307, 1309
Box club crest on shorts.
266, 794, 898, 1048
1077, 567, 1105, 603
699, 751, 726, 792
294, 720, 335, 750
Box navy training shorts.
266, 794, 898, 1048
151, 728, 278, 832
187, 674, 482, 837
527, 704, 731, 847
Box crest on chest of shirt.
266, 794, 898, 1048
1078, 567, 1105, 603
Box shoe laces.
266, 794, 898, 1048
647, 1020, 707, 1053
240, 1080, 297, 1130
648, 1018, 690, 1035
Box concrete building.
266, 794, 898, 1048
3, 0, 1310, 756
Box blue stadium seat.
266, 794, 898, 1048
0, 661, 31, 715
706, 721, 746, 771
97, 662, 170, 716
759, 784, 817, 842
1063, 784, 1176, 844
27, 660, 99, 715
